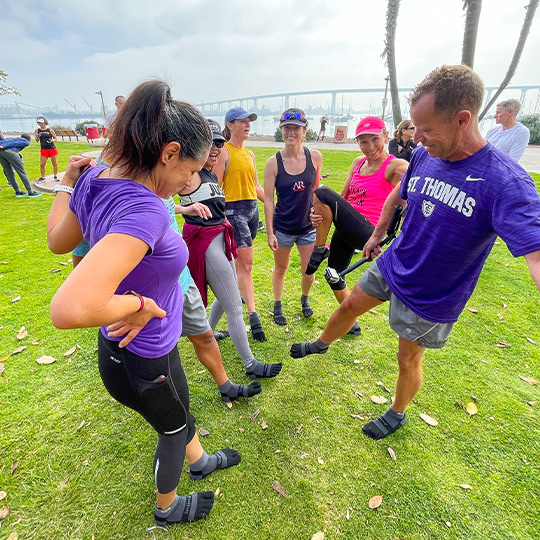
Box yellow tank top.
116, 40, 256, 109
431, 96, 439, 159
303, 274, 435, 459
222, 142, 257, 202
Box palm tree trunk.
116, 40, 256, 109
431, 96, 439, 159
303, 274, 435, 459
382, 0, 402, 128
479, 0, 539, 121
461, 0, 483, 68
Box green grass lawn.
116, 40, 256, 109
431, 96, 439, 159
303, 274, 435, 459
0, 142, 539, 540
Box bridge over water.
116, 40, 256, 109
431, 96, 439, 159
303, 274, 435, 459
2, 85, 539, 121
196, 85, 540, 118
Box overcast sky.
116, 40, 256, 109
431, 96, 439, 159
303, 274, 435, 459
1, 0, 539, 112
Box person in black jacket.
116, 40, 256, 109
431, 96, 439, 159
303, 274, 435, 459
389, 119, 417, 162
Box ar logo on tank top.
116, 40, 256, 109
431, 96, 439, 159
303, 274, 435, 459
422, 200, 435, 217
293, 181, 305, 192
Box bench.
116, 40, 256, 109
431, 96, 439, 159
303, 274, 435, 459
56, 129, 82, 141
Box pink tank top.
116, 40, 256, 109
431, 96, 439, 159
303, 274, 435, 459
345, 155, 396, 226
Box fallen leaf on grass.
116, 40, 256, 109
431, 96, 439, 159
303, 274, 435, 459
377, 382, 392, 393
0, 505, 10, 519
526, 337, 537, 345
368, 495, 383, 509
197, 369, 206, 374
350, 414, 366, 420
12, 346, 27, 355
371, 395, 389, 404
31, 338, 41, 345
7, 533, 18, 540
64, 346, 77, 357
354, 391, 363, 399
527, 401, 537, 407
16, 327, 27, 340
419, 413, 439, 427
519, 375, 538, 385
261, 421, 268, 430
496, 341, 510, 348
466, 402, 478, 416
36, 355, 56, 365
50, 268, 62, 273
387, 447, 396, 461
445, 521, 452, 528
459, 484, 473, 490
317, 457, 324, 465
215, 487, 220, 497
76, 420, 86, 431
466, 307, 478, 313
295, 424, 303, 435
0, 355, 10, 362
198, 427, 210, 437
0, 491, 6, 500
485, 326, 494, 334
58, 261, 68, 266
10, 461, 18, 474
12, 296, 21, 303
272, 480, 289, 498
250, 409, 260, 423
225, 402, 233, 409
82, 460, 89, 467
368, 309, 378, 314
311, 533, 325, 540
0, 363, 5, 375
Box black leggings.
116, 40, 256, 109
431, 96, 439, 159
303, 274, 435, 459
315, 185, 375, 272
97, 332, 195, 493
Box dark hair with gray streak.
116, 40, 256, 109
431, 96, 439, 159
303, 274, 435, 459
102, 80, 212, 180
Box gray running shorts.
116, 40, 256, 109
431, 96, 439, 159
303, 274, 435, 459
225, 200, 259, 248
181, 279, 211, 337
358, 262, 454, 349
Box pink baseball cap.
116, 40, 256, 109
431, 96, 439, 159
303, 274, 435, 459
355, 116, 386, 137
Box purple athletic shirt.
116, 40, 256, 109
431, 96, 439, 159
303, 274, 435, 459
377, 144, 540, 323
69, 166, 186, 357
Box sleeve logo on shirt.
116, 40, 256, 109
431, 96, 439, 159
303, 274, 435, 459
293, 181, 306, 192
422, 200, 436, 217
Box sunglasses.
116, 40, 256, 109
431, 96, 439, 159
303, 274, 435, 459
282, 112, 304, 121
212, 140, 225, 148
406, 126, 416, 131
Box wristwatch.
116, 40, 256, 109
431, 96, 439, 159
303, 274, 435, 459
53, 184, 74, 195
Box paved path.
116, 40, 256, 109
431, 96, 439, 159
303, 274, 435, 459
33, 143, 540, 194
33, 150, 102, 194
247, 140, 540, 173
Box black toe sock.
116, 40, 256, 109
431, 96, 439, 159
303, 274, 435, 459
154, 492, 214, 525
249, 312, 267, 342
189, 449, 241, 481
273, 301, 288, 325
306, 245, 330, 275
346, 321, 361, 336
246, 359, 282, 379
218, 379, 262, 402
290, 338, 329, 358
362, 408, 407, 440
214, 330, 230, 341
301, 294, 313, 318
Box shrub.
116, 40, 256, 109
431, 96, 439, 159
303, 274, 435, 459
51, 124, 71, 132
75, 119, 101, 135
521, 114, 540, 145
306, 128, 317, 141
274, 127, 283, 142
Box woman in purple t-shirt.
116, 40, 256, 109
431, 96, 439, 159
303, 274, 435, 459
47, 81, 240, 527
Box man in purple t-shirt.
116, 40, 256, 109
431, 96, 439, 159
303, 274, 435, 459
291, 65, 540, 440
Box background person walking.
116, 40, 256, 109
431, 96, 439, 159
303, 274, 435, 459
35, 116, 58, 183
